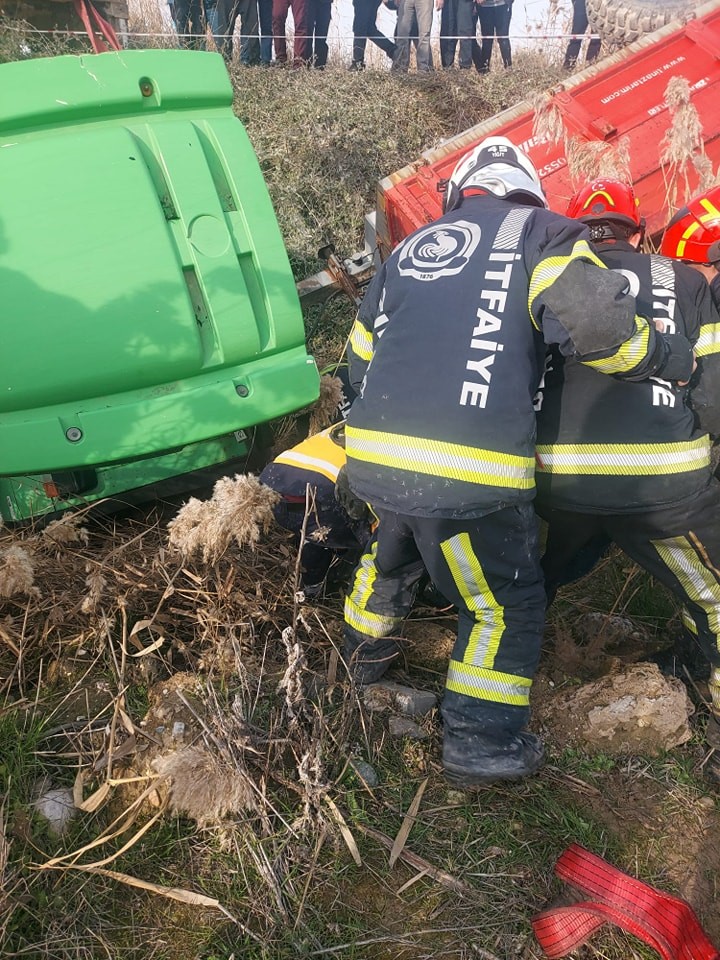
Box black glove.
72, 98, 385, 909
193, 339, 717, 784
335, 466, 372, 523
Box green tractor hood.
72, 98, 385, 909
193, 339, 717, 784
0, 50, 318, 477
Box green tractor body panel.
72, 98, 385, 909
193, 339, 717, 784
0, 50, 318, 521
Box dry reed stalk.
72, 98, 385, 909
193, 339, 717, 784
308, 374, 343, 435
660, 76, 708, 214
0, 545, 38, 599
41, 515, 89, 551
167, 474, 280, 564
566, 135, 631, 188
531, 91, 565, 147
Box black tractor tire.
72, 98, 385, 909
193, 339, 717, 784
586, 0, 699, 45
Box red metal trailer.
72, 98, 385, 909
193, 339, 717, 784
376, 0, 720, 253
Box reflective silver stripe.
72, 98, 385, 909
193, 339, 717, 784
446, 659, 531, 706
652, 536, 720, 639
275, 450, 341, 480
346, 427, 534, 487
536, 440, 710, 475
696, 324, 720, 357
345, 599, 402, 638
441, 534, 503, 669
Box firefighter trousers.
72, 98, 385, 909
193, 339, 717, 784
538, 481, 720, 682
343, 504, 546, 741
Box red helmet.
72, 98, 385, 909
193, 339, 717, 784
566, 178, 642, 230
660, 186, 720, 264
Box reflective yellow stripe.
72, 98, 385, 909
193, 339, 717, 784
344, 598, 403, 638
699, 198, 720, 220
651, 536, 720, 642
446, 660, 532, 705
352, 541, 379, 610
275, 429, 346, 482
681, 607, 698, 636
349, 318, 373, 362
710, 667, 720, 712
528, 239, 604, 329
582, 315, 651, 375
676, 221, 700, 258
274, 450, 342, 482
343, 542, 404, 638
696, 323, 720, 357
441, 533, 504, 669
346, 427, 534, 489
535, 438, 710, 476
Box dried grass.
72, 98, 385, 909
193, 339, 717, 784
308, 375, 344, 435
41, 515, 89, 551
531, 91, 565, 147
660, 76, 710, 214
566, 135, 632, 187
0, 545, 38, 599
153, 746, 255, 826
167, 474, 281, 564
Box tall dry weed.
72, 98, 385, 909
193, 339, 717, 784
167, 474, 280, 564
566, 135, 631, 188
0, 545, 38, 599
153, 746, 256, 826
660, 76, 714, 214
308, 374, 344, 435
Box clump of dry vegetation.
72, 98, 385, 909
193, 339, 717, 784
167, 473, 280, 563
660, 75, 716, 212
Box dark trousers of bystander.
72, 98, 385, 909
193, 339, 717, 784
351, 0, 397, 64
258, 0, 273, 61
472, 1, 511, 73
563, 0, 600, 69
173, 0, 208, 47
439, 0, 476, 68
272, 0, 311, 62
307, 0, 332, 66
215, 0, 260, 59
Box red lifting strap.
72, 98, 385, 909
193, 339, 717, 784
532, 844, 720, 960
73, 0, 122, 52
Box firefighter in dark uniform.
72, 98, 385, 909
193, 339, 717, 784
259, 366, 372, 598
661, 186, 720, 438
660, 185, 720, 774
536, 178, 720, 780
342, 140, 695, 788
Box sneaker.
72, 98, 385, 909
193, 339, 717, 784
443, 731, 545, 788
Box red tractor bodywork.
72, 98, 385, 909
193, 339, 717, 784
376, 0, 720, 252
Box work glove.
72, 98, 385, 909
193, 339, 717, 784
335, 466, 372, 523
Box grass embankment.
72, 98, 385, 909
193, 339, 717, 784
1, 53, 719, 960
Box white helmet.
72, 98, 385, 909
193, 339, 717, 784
443, 136, 547, 213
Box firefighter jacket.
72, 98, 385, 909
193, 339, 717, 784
345, 195, 693, 520
535, 240, 720, 513
690, 273, 720, 439
260, 426, 345, 504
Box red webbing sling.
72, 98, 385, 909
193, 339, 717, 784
533, 844, 719, 960
73, 0, 122, 53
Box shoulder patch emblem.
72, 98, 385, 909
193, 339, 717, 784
396, 221, 481, 281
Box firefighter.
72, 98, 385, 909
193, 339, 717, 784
660, 186, 720, 776
260, 421, 373, 598
660, 186, 720, 442
536, 178, 720, 781
259, 365, 369, 598
342, 141, 695, 788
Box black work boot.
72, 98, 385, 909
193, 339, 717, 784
442, 731, 545, 788
343, 635, 400, 685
